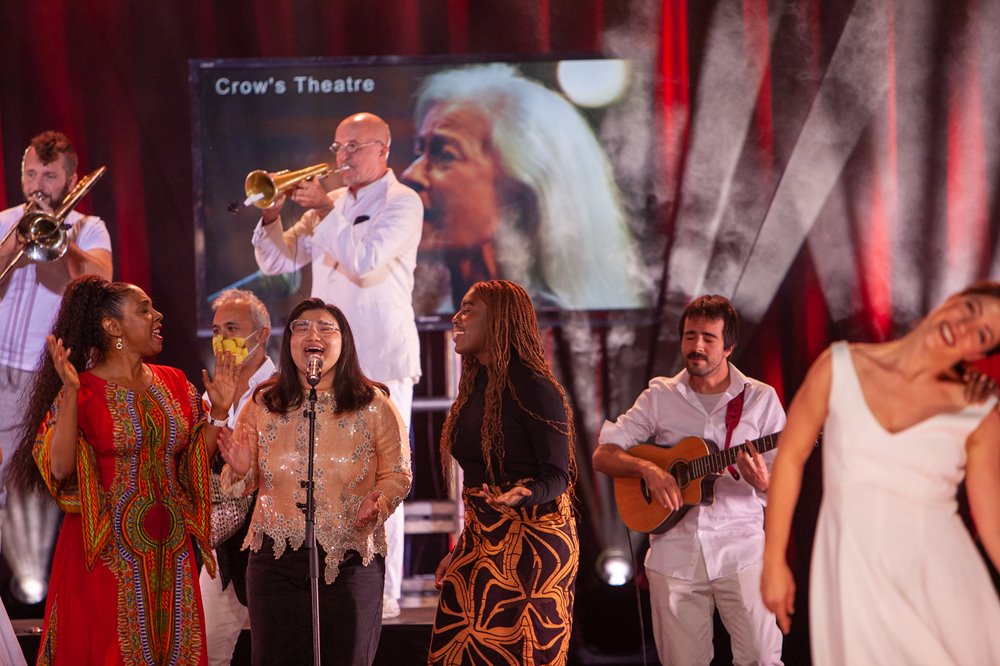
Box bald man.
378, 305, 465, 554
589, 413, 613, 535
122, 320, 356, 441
252, 112, 422, 620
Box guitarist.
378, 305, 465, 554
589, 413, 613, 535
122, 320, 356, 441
593, 295, 785, 666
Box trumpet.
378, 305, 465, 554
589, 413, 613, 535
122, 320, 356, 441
242, 163, 332, 210
0, 166, 107, 284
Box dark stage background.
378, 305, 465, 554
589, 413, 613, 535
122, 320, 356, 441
2, 1, 1000, 664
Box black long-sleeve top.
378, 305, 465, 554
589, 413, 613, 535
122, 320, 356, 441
450, 355, 571, 506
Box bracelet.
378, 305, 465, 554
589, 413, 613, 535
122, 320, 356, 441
206, 414, 229, 428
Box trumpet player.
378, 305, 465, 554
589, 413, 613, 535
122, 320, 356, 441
251, 111, 421, 620
0, 131, 112, 523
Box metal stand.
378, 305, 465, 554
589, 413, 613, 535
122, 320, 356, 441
298, 385, 322, 666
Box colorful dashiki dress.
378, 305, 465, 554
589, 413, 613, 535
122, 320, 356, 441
33, 364, 214, 665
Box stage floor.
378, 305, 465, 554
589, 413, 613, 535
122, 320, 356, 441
12, 607, 438, 666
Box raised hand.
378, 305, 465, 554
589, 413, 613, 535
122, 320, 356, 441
481, 483, 532, 510
202, 349, 239, 416
960, 367, 998, 404
46, 335, 80, 391
217, 427, 253, 478
352, 490, 382, 527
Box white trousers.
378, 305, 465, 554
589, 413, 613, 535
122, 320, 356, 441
0, 365, 33, 511
199, 562, 249, 666
647, 547, 782, 666
382, 377, 413, 602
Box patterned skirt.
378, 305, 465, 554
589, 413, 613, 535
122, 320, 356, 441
428, 489, 578, 665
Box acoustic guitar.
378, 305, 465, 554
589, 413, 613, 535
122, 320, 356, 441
614, 432, 782, 534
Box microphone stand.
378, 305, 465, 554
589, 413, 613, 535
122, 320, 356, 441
298, 378, 322, 666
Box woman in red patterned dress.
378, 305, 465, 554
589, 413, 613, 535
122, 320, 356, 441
10, 275, 238, 665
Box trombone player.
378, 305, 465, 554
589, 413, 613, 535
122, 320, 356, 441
250, 112, 421, 621
0, 131, 112, 516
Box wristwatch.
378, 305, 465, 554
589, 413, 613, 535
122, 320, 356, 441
206, 414, 229, 428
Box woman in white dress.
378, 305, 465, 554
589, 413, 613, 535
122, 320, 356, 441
761, 282, 1000, 665
0, 598, 25, 665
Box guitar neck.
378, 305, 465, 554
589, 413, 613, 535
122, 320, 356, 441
692, 432, 780, 479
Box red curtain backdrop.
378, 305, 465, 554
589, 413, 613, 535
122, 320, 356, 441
0, 0, 613, 372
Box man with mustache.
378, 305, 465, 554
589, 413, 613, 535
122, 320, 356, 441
0, 130, 113, 513
593, 295, 785, 665
251, 112, 422, 619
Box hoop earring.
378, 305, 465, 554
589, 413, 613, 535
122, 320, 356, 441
116, 337, 123, 350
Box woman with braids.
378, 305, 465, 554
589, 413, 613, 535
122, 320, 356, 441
9, 275, 238, 665
217, 298, 411, 665
428, 280, 579, 666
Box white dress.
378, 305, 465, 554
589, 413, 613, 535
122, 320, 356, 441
810, 342, 1000, 665
0, 600, 25, 666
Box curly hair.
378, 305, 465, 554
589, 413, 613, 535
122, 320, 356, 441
254, 298, 386, 415
10, 275, 133, 493
23, 130, 78, 176
439, 280, 576, 490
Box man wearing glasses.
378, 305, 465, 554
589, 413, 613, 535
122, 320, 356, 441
251, 111, 422, 620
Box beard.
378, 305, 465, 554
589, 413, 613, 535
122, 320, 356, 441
26, 182, 71, 212
684, 353, 723, 378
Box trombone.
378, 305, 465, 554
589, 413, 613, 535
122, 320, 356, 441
0, 166, 107, 284
242, 163, 332, 210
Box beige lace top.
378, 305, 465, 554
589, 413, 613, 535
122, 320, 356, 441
221, 389, 411, 582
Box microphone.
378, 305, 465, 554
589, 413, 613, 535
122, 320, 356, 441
306, 355, 323, 387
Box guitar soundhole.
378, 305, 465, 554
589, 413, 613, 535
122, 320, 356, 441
640, 480, 652, 504
671, 462, 690, 487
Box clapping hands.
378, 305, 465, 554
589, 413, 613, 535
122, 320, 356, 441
46, 335, 80, 391
203, 349, 239, 415
217, 427, 253, 478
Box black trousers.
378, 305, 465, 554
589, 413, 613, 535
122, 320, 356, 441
247, 536, 385, 666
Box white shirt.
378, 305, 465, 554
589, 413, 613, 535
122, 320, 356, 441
0, 205, 112, 371
252, 170, 422, 384
211, 357, 276, 429
599, 362, 786, 580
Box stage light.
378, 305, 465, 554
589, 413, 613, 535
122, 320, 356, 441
1, 488, 61, 607
557, 59, 629, 108
596, 548, 634, 586
10, 575, 46, 605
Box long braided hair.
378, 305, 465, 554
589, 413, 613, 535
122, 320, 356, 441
10, 275, 133, 494
440, 280, 576, 491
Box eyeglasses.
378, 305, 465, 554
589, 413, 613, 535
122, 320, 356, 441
289, 319, 340, 336
328, 140, 384, 156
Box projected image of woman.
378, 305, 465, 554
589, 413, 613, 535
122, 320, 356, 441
402, 64, 646, 314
